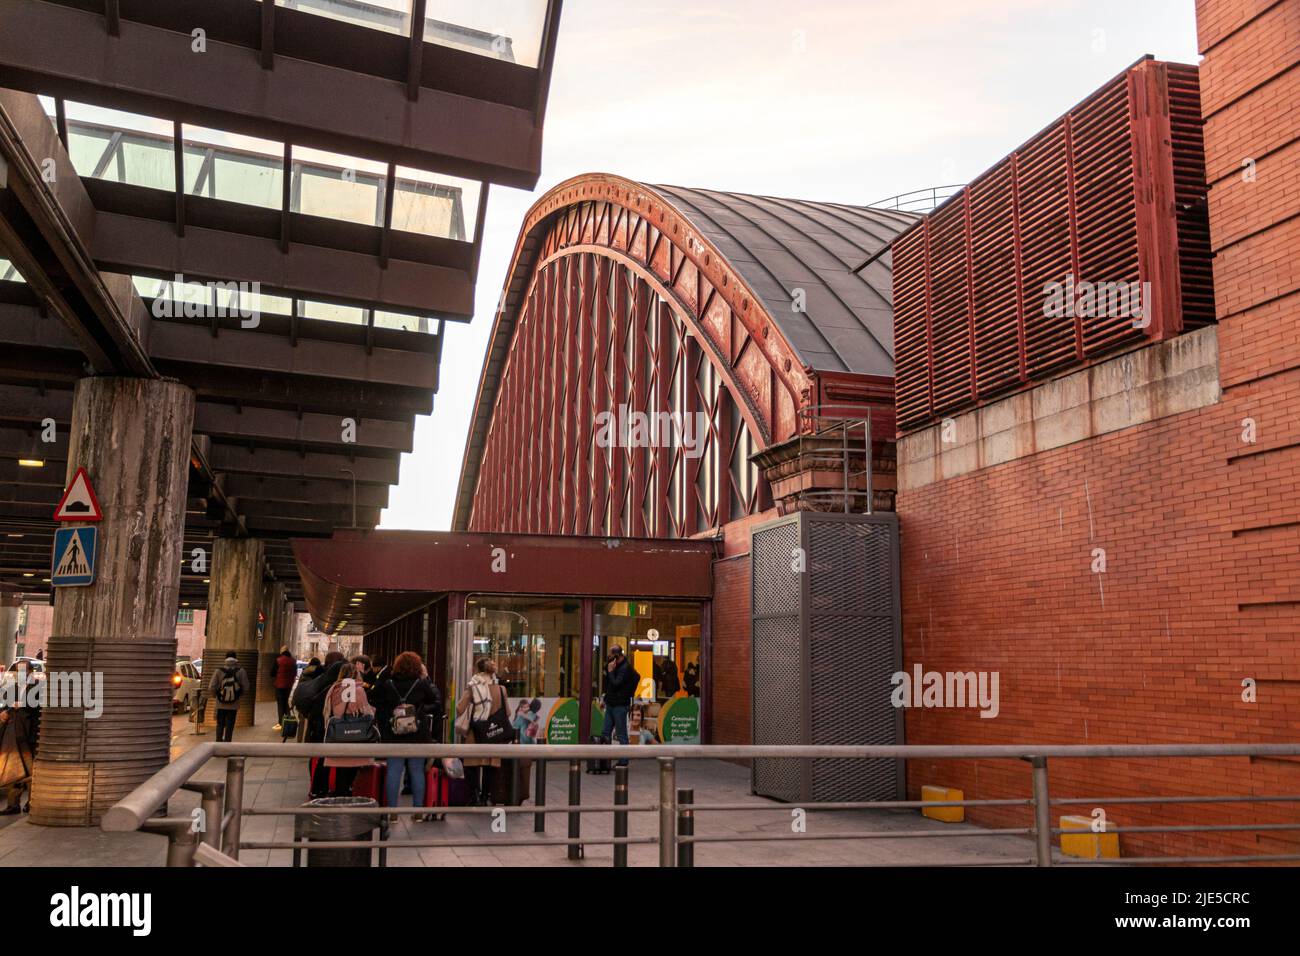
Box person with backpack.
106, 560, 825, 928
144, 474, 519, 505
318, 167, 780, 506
319, 660, 376, 797
601, 646, 640, 767
271, 646, 297, 731
208, 651, 249, 743
455, 658, 514, 805
298, 652, 345, 745
372, 651, 443, 819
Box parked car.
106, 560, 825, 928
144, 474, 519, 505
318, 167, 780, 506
171, 659, 201, 713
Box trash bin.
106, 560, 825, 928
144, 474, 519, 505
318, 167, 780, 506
297, 797, 380, 867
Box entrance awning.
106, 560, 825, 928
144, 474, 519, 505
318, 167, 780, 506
293, 530, 718, 635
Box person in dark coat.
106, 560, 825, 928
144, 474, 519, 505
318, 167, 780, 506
270, 646, 297, 730
208, 651, 249, 744
372, 651, 443, 818
601, 647, 639, 766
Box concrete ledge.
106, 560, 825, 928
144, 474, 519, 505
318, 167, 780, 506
898, 327, 1221, 491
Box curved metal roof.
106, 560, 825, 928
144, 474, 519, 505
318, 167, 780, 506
652, 185, 918, 376
453, 173, 918, 531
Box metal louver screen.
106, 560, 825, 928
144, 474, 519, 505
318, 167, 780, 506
892, 58, 1215, 433
752, 512, 903, 804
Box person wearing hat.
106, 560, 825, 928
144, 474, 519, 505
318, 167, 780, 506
600, 646, 640, 767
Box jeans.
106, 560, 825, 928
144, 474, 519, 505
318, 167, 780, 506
275, 688, 291, 724
214, 709, 236, 743
601, 704, 629, 766
386, 757, 426, 809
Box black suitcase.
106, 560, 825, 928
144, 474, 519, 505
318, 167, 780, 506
585, 735, 612, 774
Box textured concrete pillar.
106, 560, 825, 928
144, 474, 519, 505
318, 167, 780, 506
256, 581, 286, 703
0, 593, 20, 665
31, 377, 194, 827
202, 538, 264, 727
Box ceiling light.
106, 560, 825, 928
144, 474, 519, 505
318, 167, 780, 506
22, 572, 34, 578
18, 459, 44, 468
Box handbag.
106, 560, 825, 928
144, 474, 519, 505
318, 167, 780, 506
470, 684, 516, 745
324, 684, 376, 743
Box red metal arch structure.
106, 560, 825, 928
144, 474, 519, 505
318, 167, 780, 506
455, 173, 918, 537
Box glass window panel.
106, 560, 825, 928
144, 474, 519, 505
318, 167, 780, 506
269, 0, 411, 37
426, 1, 547, 67
244, 290, 294, 318
0, 258, 24, 284
132, 276, 165, 298
298, 299, 366, 325
63, 102, 174, 191
182, 126, 284, 210
373, 311, 435, 334
292, 147, 388, 227
392, 167, 479, 240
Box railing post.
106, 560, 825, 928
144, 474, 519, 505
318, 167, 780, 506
180, 780, 224, 849
658, 757, 676, 867
567, 759, 583, 860
1031, 756, 1053, 867
142, 819, 200, 867
676, 787, 694, 868
223, 756, 246, 861
613, 763, 629, 868
534, 759, 547, 833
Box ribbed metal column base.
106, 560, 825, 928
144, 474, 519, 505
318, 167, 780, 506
29, 637, 176, 827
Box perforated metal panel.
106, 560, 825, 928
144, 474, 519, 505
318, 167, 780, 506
752, 512, 903, 803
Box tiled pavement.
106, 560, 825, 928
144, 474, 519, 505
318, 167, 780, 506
0, 702, 1044, 867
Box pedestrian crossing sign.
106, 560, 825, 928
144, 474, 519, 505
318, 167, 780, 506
52, 526, 98, 587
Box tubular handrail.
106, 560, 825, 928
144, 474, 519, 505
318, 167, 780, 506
103, 741, 1300, 867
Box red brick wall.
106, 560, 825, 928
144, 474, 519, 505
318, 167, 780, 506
896, 0, 1300, 858
711, 553, 752, 746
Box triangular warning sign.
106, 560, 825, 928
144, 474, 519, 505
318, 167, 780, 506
54, 467, 103, 522
55, 530, 92, 578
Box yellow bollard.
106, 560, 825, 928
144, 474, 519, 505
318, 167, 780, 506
1059, 814, 1120, 859
921, 785, 965, 823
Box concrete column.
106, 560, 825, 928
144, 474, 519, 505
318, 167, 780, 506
0, 593, 20, 665
256, 581, 285, 703
31, 377, 194, 827
202, 537, 264, 727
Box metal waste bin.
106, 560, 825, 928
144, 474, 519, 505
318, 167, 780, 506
297, 797, 380, 867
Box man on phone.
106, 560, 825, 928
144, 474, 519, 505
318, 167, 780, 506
601, 647, 639, 766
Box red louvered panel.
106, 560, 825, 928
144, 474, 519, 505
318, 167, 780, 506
1167, 63, 1216, 330
890, 59, 1216, 435
892, 228, 931, 431
1074, 70, 1145, 357
926, 199, 972, 415
968, 159, 1020, 398
1017, 123, 1076, 378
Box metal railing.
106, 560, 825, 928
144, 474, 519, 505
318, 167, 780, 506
868, 184, 965, 215
102, 743, 1300, 867
792, 405, 874, 513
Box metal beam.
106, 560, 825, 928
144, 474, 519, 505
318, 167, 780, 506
206, 443, 399, 485
0, 1, 545, 189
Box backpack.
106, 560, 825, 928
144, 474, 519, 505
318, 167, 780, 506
390, 681, 420, 737
217, 666, 243, 704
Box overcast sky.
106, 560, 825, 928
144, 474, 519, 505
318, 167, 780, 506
382, 0, 1200, 531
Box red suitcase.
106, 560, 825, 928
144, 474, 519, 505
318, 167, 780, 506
425, 764, 475, 820
309, 758, 385, 802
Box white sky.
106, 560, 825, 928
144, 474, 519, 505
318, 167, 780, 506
381, 0, 1200, 531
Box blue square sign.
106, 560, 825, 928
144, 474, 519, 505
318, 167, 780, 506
52, 526, 98, 587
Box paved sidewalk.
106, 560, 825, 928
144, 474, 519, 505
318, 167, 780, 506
0, 701, 1044, 867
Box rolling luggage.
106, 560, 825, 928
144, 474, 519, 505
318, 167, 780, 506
585, 735, 612, 775
425, 762, 475, 820
279, 712, 299, 741
351, 763, 386, 802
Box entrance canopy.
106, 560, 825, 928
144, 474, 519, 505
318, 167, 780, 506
293, 529, 717, 635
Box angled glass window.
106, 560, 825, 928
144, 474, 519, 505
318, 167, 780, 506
373, 311, 437, 334
298, 299, 367, 326
0, 259, 24, 284
182, 126, 284, 211
392, 166, 478, 240
291, 147, 388, 227
267, 0, 412, 37
62, 102, 175, 192
426, 1, 547, 67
